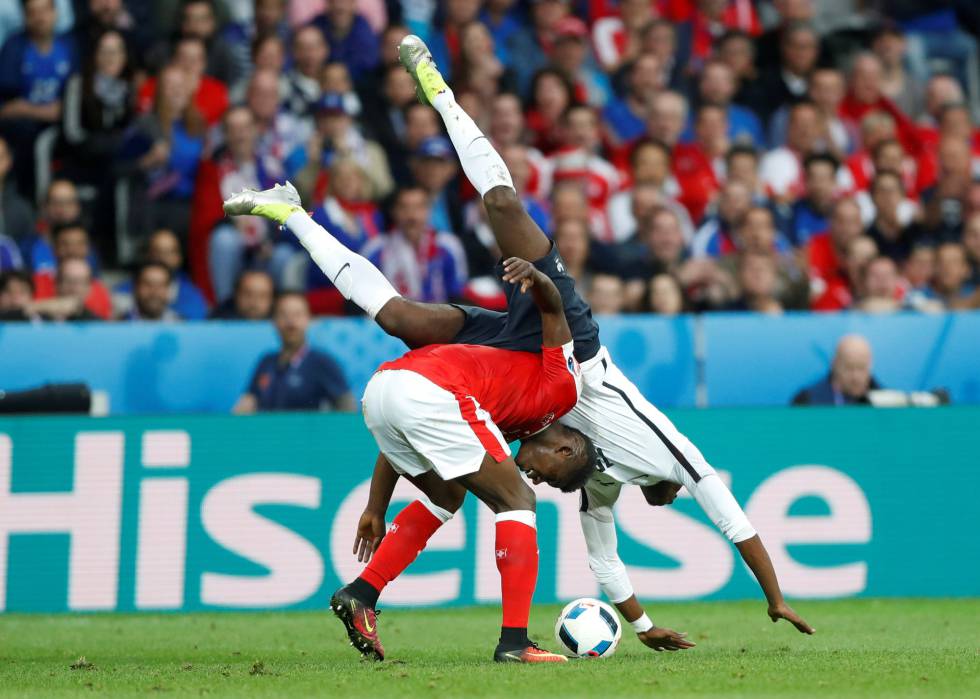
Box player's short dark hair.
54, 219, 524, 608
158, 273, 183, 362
0, 269, 35, 295
559, 425, 600, 493
803, 151, 840, 173
134, 260, 172, 284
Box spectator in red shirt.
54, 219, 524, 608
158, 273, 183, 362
591, 0, 659, 73
807, 197, 864, 311
525, 68, 577, 155
33, 222, 112, 318
490, 93, 551, 200
137, 37, 229, 127
672, 103, 726, 223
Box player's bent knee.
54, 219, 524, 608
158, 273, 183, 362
483, 185, 521, 215
496, 479, 536, 514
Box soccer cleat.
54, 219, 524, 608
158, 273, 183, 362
222, 181, 303, 225
330, 586, 385, 661
493, 642, 568, 664
398, 34, 449, 107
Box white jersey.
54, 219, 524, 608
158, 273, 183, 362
560, 346, 756, 604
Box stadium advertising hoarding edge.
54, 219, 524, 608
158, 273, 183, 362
1, 409, 977, 613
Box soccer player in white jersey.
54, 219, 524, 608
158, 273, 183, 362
225, 35, 813, 651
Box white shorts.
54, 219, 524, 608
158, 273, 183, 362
361, 369, 511, 481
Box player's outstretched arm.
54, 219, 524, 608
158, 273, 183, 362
735, 535, 815, 634
353, 454, 401, 562
500, 257, 571, 348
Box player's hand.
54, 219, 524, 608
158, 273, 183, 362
353, 510, 386, 563
637, 627, 696, 651
501, 257, 545, 294
641, 481, 681, 506
768, 601, 814, 634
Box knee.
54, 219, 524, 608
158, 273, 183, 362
483, 185, 521, 217
430, 485, 467, 514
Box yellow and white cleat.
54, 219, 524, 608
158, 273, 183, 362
397, 34, 450, 107
222, 181, 303, 225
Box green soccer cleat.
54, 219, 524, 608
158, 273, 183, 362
397, 34, 449, 107
222, 181, 303, 225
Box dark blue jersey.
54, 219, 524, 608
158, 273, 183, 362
247, 346, 350, 411
452, 243, 600, 362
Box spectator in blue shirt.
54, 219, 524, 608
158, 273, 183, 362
0, 136, 34, 243
312, 0, 379, 82
0, 0, 77, 198
234, 292, 355, 413
603, 53, 663, 147
788, 153, 839, 247
681, 60, 765, 149
113, 229, 209, 320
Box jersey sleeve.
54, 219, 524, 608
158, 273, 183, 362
540, 341, 582, 401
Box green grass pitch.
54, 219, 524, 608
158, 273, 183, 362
1, 599, 977, 698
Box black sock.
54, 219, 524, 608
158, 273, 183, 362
347, 577, 380, 608
498, 626, 529, 649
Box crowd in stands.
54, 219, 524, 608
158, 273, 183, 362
2, 0, 980, 325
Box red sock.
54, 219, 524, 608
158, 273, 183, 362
495, 512, 538, 629
360, 500, 446, 593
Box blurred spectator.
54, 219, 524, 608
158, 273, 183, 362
856, 255, 902, 313
647, 90, 687, 149
37, 256, 100, 320
647, 272, 685, 315
138, 37, 229, 127
930, 242, 975, 309
194, 105, 293, 302
0, 0, 77, 198
0, 137, 33, 244
362, 186, 467, 303
452, 21, 514, 103
591, 0, 657, 73
717, 29, 758, 107
119, 260, 179, 321
901, 244, 943, 312
409, 136, 461, 234
725, 144, 765, 200
691, 180, 752, 257
508, 0, 574, 93
114, 229, 208, 320
603, 54, 663, 149
281, 24, 328, 122
0, 230, 23, 271
20, 178, 80, 270
210, 268, 274, 320
759, 100, 825, 204
244, 68, 310, 182
807, 197, 864, 310
177, 0, 241, 87
124, 64, 207, 236
792, 334, 881, 405
638, 19, 683, 91
755, 21, 819, 124
607, 139, 692, 243
0, 269, 37, 320
865, 170, 924, 262
921, 137, 973, 240
526, 67, 576, 155
221, 0, 290, 86
234, 291, 354, 413
767, 66, 849, 155
727, 252, 783, 314
552, 217, 590, 287
550, 104, 621, 241
320, 61, 362, 118
551, 17, 610, 109
311, 0, 379, 81
963, 213, 980, 286
788, 153, 838, 246
672, 103, 727, 223
685, 60, 764, 148
299, 92, 392, 200
587, 273, 624, 315
873, 24, 923, 120
33, 222, 112, 319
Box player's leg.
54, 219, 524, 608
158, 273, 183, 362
345, 473, 466, 609
223, 184, 465, 347
399, 36, 551, 263
456, 455, 565, 663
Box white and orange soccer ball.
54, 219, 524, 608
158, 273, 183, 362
554, 598, 621, 658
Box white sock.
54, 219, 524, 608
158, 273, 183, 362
284, 211, 399, 319
431, 89, 514, 197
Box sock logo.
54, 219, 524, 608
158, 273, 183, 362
388, 523, 399, 534
496, 548, 508, 560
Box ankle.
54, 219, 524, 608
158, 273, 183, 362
498, 626, 529, 649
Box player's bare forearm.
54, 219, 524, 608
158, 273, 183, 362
736, 534, 815, 634
501, 257, 571, 347
365, 453, 400, 515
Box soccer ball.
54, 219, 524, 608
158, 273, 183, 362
554, 598, 621, 658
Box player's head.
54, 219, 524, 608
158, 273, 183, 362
514, 423, 598, 493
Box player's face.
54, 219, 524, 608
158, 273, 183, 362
514, 425, 588, 493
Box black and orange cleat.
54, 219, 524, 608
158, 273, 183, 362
330, 586, 385, 661
493, 642, 568, 664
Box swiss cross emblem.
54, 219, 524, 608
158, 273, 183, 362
496, 548, 508, 559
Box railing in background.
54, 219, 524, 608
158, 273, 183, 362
1, 408, 977, 613
1, 311, 979, 414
